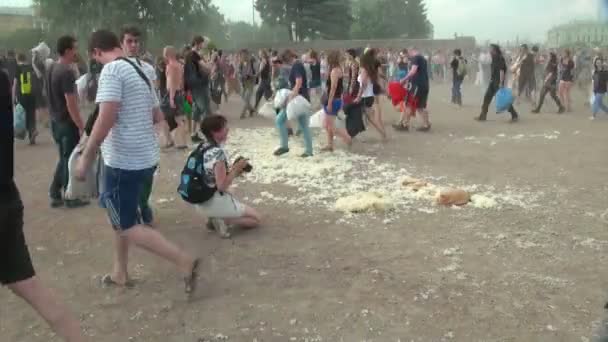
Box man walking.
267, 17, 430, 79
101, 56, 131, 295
13, 52, 38, 144
184, 36, 212, 142
77, 29, 200, 294
450, 49, 466, 106
475, 44, 519, 123
47, 35, 88, 208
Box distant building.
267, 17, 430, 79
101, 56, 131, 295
546, 20, 608, 48
0, 6, 48, 38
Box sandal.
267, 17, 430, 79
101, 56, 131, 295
392, 122, 409, 131
184, 258, 201, 295
101, 274, 135, 289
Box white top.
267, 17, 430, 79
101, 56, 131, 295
96, 59, 160, 170
358, 73, 374, 98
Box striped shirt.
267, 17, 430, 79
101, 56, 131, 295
96, 59, 160, 170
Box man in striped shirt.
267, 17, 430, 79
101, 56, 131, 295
76, 30, 199, 294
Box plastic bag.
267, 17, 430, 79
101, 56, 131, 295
274, 89, 291, 109
495, 87, 514, 113
309, 109, 324, 128
259, 101, 276, 119
14, 104, 26, 140
388, 81, 407, 106
66, 136, 99, 200
286, 95, 312, 120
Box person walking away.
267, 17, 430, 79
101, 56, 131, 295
239, 49, 256, 118
76, 29, 200, 295
253, 49, 272, 114
516, 44, 535, 104
394, 48, 432, 131
531, 52, 565, 114
559, 49, 575, 112
475, 44, 519, 123
13, 53, 38, 144
46, 36, 88, 209
209, 51, 224, 114
450, 49, 466, 106
2, 68, 87, 342
319, 50, 351, 152
164, 46, 188, 148
356, 50, 387, 139
185, 36, 212, 141
590, 56, 608, 120
5, 50, 17, 88
308, 50, 322, 104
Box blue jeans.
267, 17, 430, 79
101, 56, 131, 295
451, 78, 463, 105
275, 110, 313, 155
592, 93, 608, 117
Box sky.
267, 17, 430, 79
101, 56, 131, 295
3, 0, 601, 42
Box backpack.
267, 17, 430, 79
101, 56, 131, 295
457, 57, 468, 78
19, 67, 32, 95
177, 143, 218, 204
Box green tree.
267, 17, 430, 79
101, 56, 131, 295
350, 0, 432, 39
34, 0, 227, 51
255, 0, 352, 41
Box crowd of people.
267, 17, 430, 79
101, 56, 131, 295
2, 23, 608, 341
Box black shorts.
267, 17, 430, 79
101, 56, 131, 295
410, 85, 429, 110
362, 97, 375, 108
0, 182, 35, 285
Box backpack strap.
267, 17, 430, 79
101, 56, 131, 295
116, 57, 151, 92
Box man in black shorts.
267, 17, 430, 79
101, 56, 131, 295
1, 67, 84, 341
394, 47, 431, 132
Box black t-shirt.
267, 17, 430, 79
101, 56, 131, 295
46, 63, 76, 122
0, 70, 14, 199
410, 54, 429, 89
545, 61, 558, 86
184, 51, 209, 90
593, 70, 608, 94
450, 57, 460, 80
289, 61, 310, 101
520, 53, 535, 75
490, 55, 507, 86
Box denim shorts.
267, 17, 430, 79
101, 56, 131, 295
100, 165, 156, 231
324, 98, 342, 116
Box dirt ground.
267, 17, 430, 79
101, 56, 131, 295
2, 81, 608, 342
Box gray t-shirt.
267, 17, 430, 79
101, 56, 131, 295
46, 62, 76, 122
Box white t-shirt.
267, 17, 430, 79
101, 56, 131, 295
358, 73, 374, 98
96, 59, 160, 170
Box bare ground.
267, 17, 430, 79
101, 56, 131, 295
1, 82, 608, 342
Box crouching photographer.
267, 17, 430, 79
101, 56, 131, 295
178, 115, 261, 238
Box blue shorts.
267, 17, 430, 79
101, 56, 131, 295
324, 98, 342, 116
100, 165, 156, 231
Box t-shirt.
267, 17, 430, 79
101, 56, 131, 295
520, 53, 535, 76
289, 61, 309, 101
410, 54, 429, 89
46, 62, 76, 122
0, 70, 14, 197
593, 70, 608, 94
490, 55, 508, 86
450, 57, 460, 80
201, 143, 228, 188
96, 59, 160, 171
129, 57, 157, 85
545, 61, 558, 86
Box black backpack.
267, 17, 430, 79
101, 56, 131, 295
177, 143, 218, 204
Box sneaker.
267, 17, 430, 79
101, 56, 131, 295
65, 199, 90, 209
273, 147, 289, 156
211, 218, 230, 239
510, 116, 519, 123
50, 198, 64, 208
287, 128, 294, 136
300, 153, 313, 158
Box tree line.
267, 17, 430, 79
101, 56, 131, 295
2, 0, 432, 52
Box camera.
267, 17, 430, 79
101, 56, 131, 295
234, 156, 253, 173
